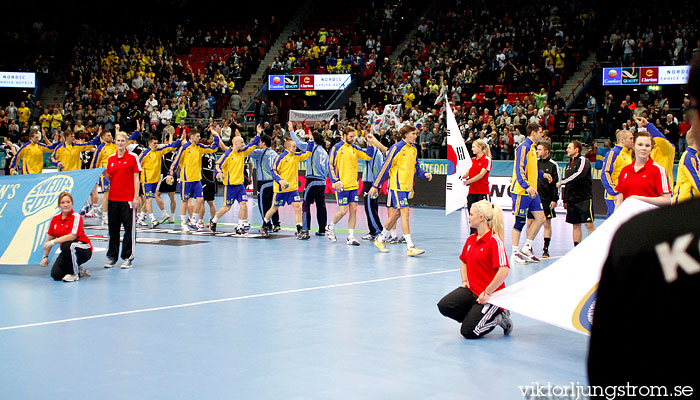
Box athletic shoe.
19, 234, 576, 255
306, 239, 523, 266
104, 258, 117, 268
497, 310, 514, 335
196, 221, 205, 230
85, 210, 97, 218
271, 225, 281, 232
120, 259, 133, 269
79, 204, 90, 215
101, 215, 108, 226
374, 239, 389, 253
346, 237, 360, 246
512, 252, 529, 264
326, 226, 337, 242
386, 236, 406, 244
315, 231, 325, 236
62, 274, 79, 282
209, 218, 217, 232
78, 267, 91, 278
160, 214, 171, 225
137, 217, 148, 227
361, 233, 376, 241
542, 249, 550, 259
259, 225, 270, 238
181, 223, 192, 233
151, 219, 160, 228
407, 246, 425, 257
94, 208, 103, 219
235, 226, 245, 235
519, 247, 540, 263
297, 230, 310, 240
242, 223, 251, 231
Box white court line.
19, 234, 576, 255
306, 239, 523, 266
0, 268, 458, 332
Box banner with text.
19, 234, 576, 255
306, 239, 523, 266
489, 199, 657, 334
288, 109, 341, 122
0, 169, 103, 265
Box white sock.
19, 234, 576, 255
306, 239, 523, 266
264, 218, 270, 224
181, 215, 188, 224
212, 216, 219, 223
512, 245, 519, 255
405, 234, 414, 248
149, 213, 155, 221
329, 222, 335, 230
348, 229, 354, 238
524, 240, 533, 250
379, 229, 390, 241
391, 229, 397, 238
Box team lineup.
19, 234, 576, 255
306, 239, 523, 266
14, 111, 697, 273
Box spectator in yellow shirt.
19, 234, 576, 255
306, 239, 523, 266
17, 102, 31, 124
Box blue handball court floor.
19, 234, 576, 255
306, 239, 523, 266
0, 197, 597, 399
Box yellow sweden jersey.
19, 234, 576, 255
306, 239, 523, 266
510, 138, 538, 195
169, 137, 220, 183
328, 141, 374, 191
272, 144, 314, 193
673, 147, 700, 204
372, 140, 426, 191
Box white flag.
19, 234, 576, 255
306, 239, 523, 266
444, 94, 471, 215
488, 199, 657, 334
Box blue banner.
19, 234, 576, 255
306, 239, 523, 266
0, 169, 103, 265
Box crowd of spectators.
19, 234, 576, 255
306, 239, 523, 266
51, 12, 289, 147
266, 0, 418, 79
596, 2, 698, 66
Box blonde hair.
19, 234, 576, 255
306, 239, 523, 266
115, 131, 129, 141
472, 139, 491, 157
471, 200, 504, 241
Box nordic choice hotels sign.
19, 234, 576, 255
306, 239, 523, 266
268, 74, 351, 91
603, 65, 689, 86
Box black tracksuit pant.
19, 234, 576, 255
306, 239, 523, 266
107, 200, 135, 262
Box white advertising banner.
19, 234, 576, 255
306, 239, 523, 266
488, 198, 658, 335
0, 72, 36, 88
288, 109, 341, 122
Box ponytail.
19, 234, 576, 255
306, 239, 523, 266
472, 200, 505, 241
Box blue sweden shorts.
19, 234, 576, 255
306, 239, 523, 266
336, 189, 360, 206
181, 181, 204, 201
273, 191, 301, 207
511, 192, 544, 218
224, 184, 248, 206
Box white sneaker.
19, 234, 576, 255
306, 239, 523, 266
181, 223, 191, 233
101, 216, 108, 226
346, 237, 360, 246
104, 258, 117, 268
512, 252, 529, 264
62, 274, 79, 282
120, 259, 133, 269
137, 217, 148, 227
326, 225, 337, 242
519, 247, 540, 263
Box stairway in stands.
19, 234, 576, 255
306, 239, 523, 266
238, 0, 314, 119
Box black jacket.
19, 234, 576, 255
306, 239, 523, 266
537, 157, 560, 203
560, 155, 592, 203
